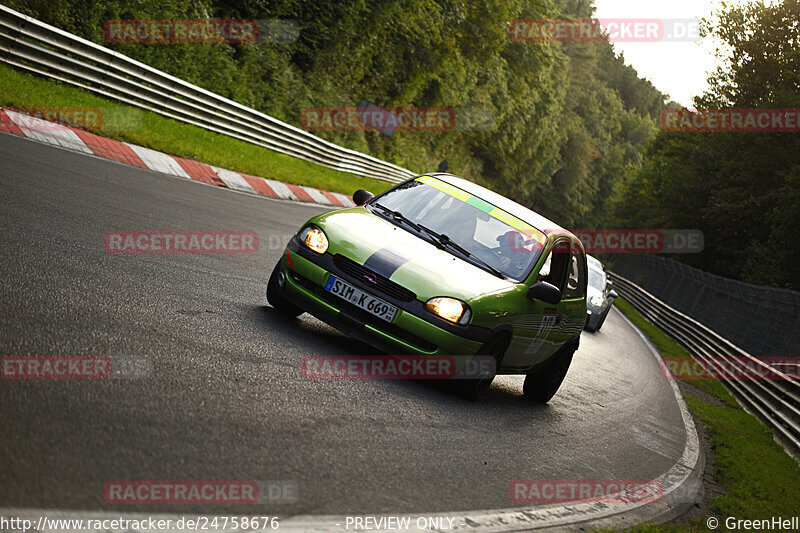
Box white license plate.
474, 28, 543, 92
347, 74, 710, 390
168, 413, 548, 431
324, 275, 398, 323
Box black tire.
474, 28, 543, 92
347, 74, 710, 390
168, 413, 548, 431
266, 260, 303, 318
523, 341, 577, 403
456, 335, 509, 401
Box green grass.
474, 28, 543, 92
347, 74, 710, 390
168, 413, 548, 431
606, 298, 800, 532
0, 63, 393, 196
686, 398, 800, 518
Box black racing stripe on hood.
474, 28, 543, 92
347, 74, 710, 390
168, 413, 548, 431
363, 248, 411, 279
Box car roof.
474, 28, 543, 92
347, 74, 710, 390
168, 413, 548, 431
427, 173, 568, 236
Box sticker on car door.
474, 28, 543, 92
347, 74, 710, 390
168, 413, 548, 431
524, 313, 558, 355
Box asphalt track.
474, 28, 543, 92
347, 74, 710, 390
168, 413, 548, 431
0, 131, 688, 518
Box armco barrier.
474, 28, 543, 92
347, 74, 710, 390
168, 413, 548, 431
609, 253, 800, 358
609, 272, 800, 460
0, 5, 414, 184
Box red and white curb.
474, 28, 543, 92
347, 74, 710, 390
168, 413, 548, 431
0, 107, 356, 208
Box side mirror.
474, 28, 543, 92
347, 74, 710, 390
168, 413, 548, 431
527, 281, 562, 305
609, 289, 619, 299
353, 189, 374, 206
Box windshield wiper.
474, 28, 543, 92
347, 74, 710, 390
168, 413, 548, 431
370, 203, 423, 233
416, 224, 505, 279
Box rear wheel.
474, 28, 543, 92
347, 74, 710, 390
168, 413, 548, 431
523, 341, 577, 403
456, 335, 509, 401
266, 260, 303, 318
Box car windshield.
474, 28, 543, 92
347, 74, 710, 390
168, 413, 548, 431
588, 267, 606, 291
370, 177, 546, 281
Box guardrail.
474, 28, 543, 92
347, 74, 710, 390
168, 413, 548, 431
609, 254, 800, 358
610, 272, 800, 460
0, 5, 414, 184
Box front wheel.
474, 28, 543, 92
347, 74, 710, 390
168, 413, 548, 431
266, 260, 303, 318
523, 341, 576, 403
456, 335, 508, 401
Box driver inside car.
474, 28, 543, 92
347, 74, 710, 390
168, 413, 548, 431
496, 230, 532, 273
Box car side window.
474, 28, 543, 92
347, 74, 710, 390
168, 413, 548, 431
541, 239, 571, 292
563, 246, 587, 299
538, 252, 551, 279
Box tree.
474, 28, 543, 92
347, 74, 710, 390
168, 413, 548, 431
614, 0, 800, 289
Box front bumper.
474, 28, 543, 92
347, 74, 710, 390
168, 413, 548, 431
585, 302, 607, 329
278, 243, 487, 356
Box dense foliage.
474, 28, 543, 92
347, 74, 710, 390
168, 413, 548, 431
6, 0, 667, 230
8, 0, 797, 288
612, 0, 800, 289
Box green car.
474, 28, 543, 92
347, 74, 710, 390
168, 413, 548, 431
267, 173, 587, 401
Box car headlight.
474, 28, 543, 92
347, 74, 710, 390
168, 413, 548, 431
426, 297, 470, 324
590, 295, 604, 307
299, 226, 329, 254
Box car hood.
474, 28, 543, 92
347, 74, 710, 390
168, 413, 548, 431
313, 208, 515, 302
587, 287, 604, 301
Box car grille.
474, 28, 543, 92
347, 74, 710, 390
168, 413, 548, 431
333, 254, 416, 302
288, 271, 436, 352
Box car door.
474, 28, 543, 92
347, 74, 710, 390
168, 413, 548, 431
502, 238, 572, 371
560, 243, 589, 337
